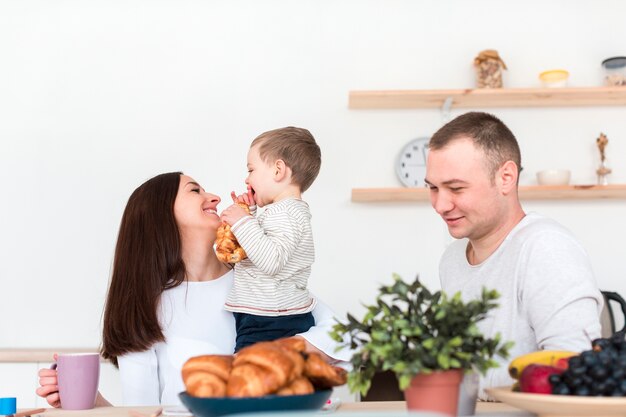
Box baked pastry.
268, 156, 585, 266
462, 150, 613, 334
182, 337, 347, 398
274, 336, 307, 352
215, 202, 250, 263
304, 352, 348, 389
185, 371, 227, 397
228, 342, 296, 397
182, 355, 233, 397
227, 362, 279, 397
276, 377, 314, 396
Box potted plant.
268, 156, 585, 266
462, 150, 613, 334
330, 274, 512, 416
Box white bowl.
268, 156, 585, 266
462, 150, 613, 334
536, 169, 571, 185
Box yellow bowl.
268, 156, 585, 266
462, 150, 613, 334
539, 69, 570, 87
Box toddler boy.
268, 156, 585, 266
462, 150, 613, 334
220, 126, 321, 352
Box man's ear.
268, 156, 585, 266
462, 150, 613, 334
274, 159, 289, 182
498, 160, 518, 194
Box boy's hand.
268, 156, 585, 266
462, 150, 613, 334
230, 186, 256, 207
220, 203, 250, 226
221, 187, 255, 226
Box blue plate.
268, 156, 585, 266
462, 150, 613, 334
178, 389, 332, 417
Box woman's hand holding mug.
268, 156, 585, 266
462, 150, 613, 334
36, 353, 100, 410
36, 353, 60, 408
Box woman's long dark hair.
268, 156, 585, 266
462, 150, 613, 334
101, 172, 187, 366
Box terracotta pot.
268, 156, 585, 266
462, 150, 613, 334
403, 369, 463, 417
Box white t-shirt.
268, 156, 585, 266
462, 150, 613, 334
117, 270, 349, 406
439, 213, 603, 400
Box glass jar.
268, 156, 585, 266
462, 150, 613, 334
601, 56, 626, 86
474, 50, 507, 89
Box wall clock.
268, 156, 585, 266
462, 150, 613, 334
395, 137, 430, 187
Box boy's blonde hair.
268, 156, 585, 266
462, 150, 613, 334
251, 126, 321, 192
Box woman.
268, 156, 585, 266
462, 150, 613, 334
37, 172, 348, 406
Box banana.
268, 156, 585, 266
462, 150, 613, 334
508, 350, 577, 379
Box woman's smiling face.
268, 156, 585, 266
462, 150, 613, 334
174, 175, 222, 235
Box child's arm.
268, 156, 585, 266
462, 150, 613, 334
231, 206, 306, 276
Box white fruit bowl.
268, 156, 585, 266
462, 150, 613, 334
486, 386, 626, 417
536, 169, 571, 186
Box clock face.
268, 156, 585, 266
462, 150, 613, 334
395, 137, 430, 188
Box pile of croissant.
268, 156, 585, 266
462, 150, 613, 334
182, 338, 347, 398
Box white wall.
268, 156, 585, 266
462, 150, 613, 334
1, 0, 625, 398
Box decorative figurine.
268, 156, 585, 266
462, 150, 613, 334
596, 133, 612, 185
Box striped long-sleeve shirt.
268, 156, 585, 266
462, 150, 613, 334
224, 198, 317, 316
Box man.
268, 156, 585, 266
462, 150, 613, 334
425, 112, 603, 398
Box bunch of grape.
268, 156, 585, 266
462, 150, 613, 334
550, 333, 626, 396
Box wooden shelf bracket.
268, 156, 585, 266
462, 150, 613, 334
441, 96, 453, 124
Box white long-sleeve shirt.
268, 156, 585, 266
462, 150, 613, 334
225, 198, 316, 316
440, 213, 603, 400
117, 270, 346, 406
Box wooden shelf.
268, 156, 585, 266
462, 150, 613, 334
349, 86, 626, 109
0, 348, 99, 363
352, 185, 626, 202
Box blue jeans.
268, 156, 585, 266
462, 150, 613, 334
233, 311, 315, 352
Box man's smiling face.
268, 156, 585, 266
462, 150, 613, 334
425, 137, 505, 242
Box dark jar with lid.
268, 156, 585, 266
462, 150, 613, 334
602, 56, 626, 86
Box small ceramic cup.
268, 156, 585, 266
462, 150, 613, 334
457, 371, 480, 416
536, 169, 571, 186
52, 353, 100, 410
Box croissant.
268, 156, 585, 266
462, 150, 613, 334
304, 352, 348, 390
182, 354, 233, 382
233, 342, 296, 385
276, 377, 314, 396
182, 355, 233, 397
227, 363, 281, 397
215, 202, 251, 263
274, 336, 306, 352
185, 371, 227, 397
182, 337, 347, 398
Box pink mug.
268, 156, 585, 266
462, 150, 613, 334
51, 353, 100, 410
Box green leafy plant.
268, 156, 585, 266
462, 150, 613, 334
330, 274, 513, 396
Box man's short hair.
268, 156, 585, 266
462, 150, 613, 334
429, 112, 522, 181
251, 126, 321, 192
